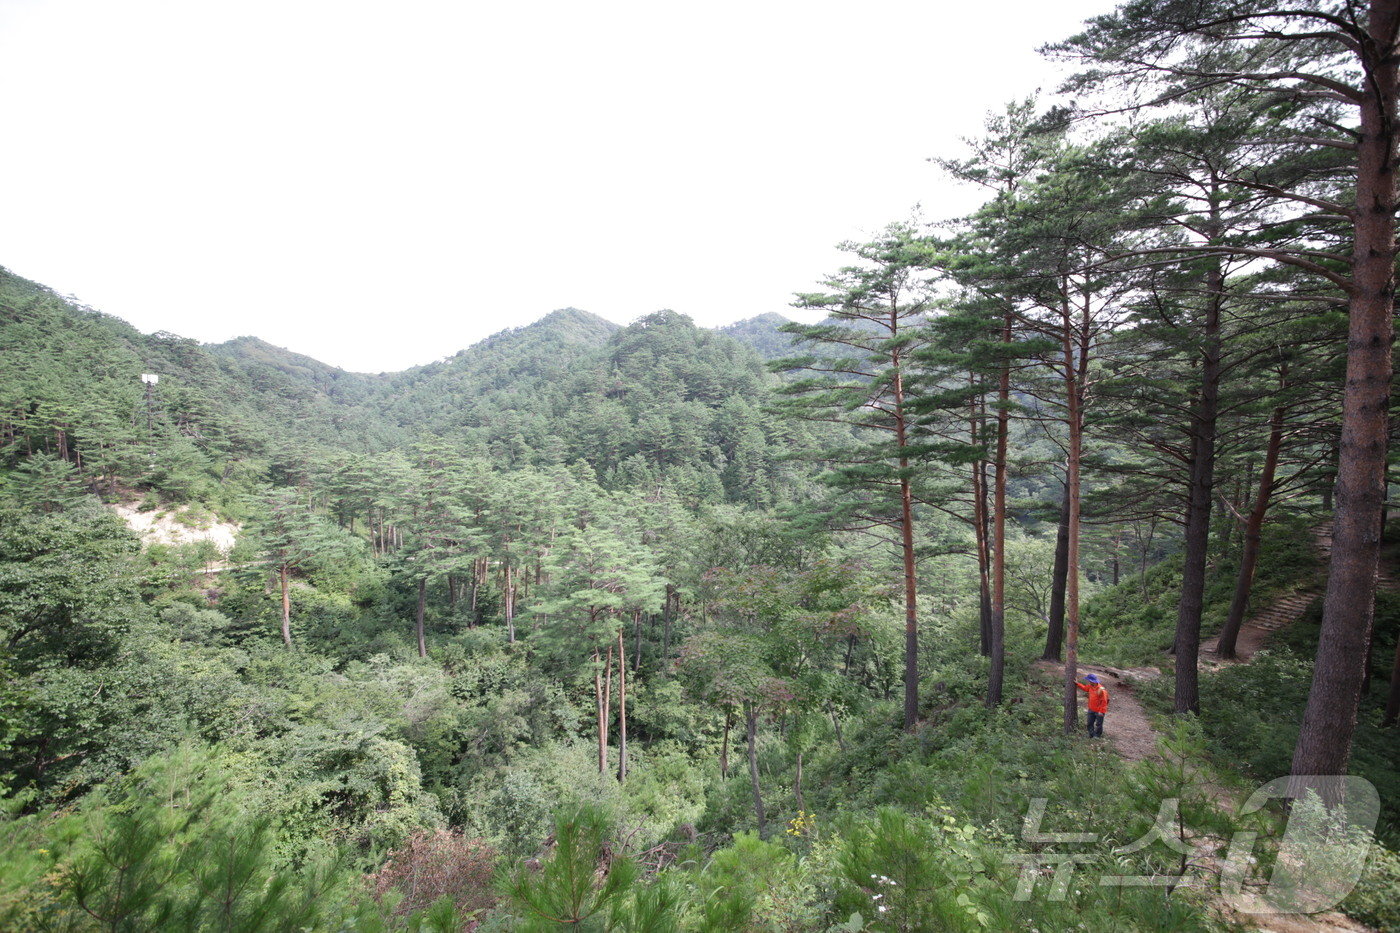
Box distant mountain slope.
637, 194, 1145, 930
209, 336, 383, 399
718, 312, 794, 360
0, 266, 401, 507
1, 269, 813, 507
369, 308, 809, 503
387, 307, 618, 392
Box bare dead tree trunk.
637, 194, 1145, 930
1292, 2, 1398, 780
794, 750, 805, 813
280, 565, 293, 647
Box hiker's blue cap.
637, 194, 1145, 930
1084, 674, 1099, 683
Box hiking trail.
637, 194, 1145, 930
1029, 521, 1381, 932
1034, 659, 1163, 763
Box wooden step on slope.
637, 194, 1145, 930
1310, 517, 1400, 592
1246, 590, 1320, 632
1203, 520, 1330, 660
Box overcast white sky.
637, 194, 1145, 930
0, 0, 1111, 372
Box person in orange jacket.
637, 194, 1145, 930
1076, 673, 1109, 738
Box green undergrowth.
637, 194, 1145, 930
1081, 514, 1320, 668
481, 660, 1235, 932
1116, 527, 1400, 849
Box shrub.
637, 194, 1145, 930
370, 829, 497, 921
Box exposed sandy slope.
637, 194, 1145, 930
112, 502, 239, 554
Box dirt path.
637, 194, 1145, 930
1036, 565, 1383, 930
1033, 660, 1164, 762
1033, 646, 1376, 930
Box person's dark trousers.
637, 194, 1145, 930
1086, 711, 1104, 738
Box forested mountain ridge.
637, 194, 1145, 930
367, 307, 804, 502
0, 266, 400, 505
718, 312, 794, 360
209, 335, 387, 390
2, 267, 813, 508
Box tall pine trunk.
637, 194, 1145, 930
971, 382, 992, 657
1173, 245, 1224, 714
1043, 483, 1070, 661
974, 464, 992, 656
988, 315, 1011, 706
1218, 402, 1285, 658
415, 576, 428, 658
893, 336, 919, 731
1293, 2, 1399, 777
617, 629, 628, 782
1062, 280, 1086, 734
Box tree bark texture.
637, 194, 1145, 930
893, 334, 919, 731
988, 315, 1011, 706
1173, 248, 1224, 715
1044, 483, 1070, 661
1293, 1, 1398, 779
1062, 281, 1087, 734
